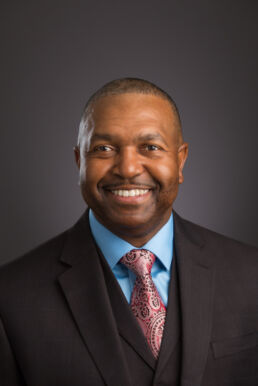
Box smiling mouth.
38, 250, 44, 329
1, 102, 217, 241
111, 189, 149, 197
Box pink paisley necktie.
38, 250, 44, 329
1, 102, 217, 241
120, 249, 166, 358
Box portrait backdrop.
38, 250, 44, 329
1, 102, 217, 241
0, 0, 257, 264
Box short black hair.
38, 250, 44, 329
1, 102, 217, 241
78, 77, 182, 146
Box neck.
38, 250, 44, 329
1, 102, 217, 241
111, 228, 160, 247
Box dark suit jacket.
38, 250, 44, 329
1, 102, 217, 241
0, 211, 257, 386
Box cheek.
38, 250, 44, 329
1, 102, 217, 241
81, 159, 110, 190
152, 162, 179, 188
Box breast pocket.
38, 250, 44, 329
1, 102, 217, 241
211, 331, 258, 359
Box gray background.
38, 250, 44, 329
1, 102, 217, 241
1, 0, 257, 264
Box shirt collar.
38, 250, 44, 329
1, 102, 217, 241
89, 209, 173, 271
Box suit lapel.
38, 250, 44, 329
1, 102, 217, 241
58, 212, 132, 386
173, 212, 215, 386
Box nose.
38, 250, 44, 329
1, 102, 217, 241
113, 147, 144, 179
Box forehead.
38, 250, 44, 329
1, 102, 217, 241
90, 93, 178, 136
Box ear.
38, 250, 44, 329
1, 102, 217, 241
178, 143, 188, 184
74, 146, 80, 169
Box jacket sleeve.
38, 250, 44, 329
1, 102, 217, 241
0, 316, 26, 385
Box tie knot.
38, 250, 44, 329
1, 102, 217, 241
120, 249, 155, 277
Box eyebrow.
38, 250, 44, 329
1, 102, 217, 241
137, 133, 168, 146
90, 133, 114, 142
90, 132, 168, 146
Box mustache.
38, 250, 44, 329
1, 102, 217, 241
101, 179, 157, 190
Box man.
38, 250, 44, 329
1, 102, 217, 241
0, 78, 257, 386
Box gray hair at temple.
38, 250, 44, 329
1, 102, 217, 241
77, 77, 182, 148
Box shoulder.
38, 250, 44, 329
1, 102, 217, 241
0, 230, 69, 292
173, 212, 258, 308
0, 210, 92, 289
173, 211, 258, 265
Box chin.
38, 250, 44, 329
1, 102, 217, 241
112, 214, 161, 232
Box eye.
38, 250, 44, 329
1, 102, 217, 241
142, 144, 161, 151
93, 145, 113, 152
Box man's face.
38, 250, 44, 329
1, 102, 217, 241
75, 93, 188, 244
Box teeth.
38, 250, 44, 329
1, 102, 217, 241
112, 189, 149, 197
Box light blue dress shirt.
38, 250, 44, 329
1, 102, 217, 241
89, 209, 174, 307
